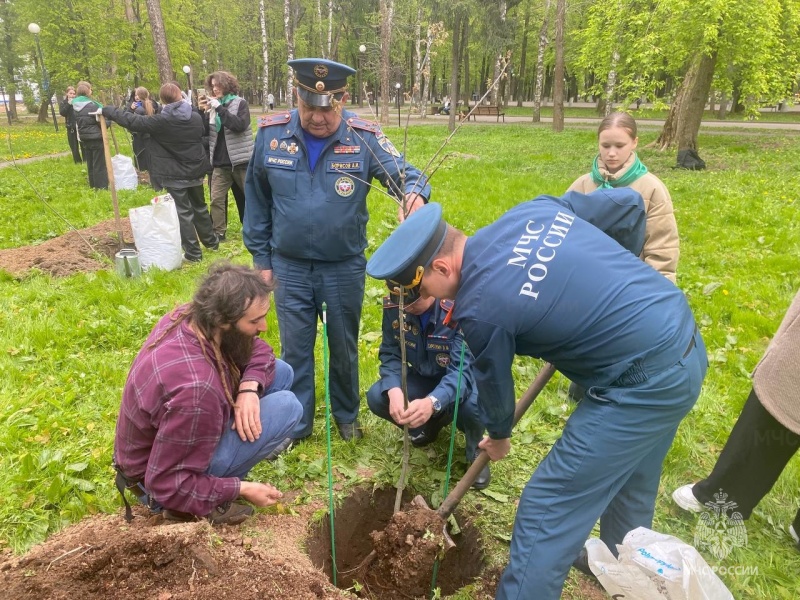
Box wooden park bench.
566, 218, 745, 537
467, 105, 505, 122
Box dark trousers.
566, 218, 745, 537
271, 253, 365, 439
66, 127, 82, 163
131, 133, 151, 172
693, 388, 800, 530
81, 141, 108, 189
366, 372, 483, 462
166, 185, 218, 261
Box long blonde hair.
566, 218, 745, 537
135, 86, 155, 116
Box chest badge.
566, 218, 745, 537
436, 353, 451, 367
269, 138, 278, 151
287, 142, 299, 155
335, 176, 355, 197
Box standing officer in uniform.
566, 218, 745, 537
244, 58, 430, 441
366, 190, 707, 600
367, 288, 490, 489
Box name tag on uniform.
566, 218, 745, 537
426, 336, 451, 353
328, 160, 363, 172
266, 155, 297, 169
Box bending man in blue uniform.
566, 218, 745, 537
367, 288, 490, 489
244, 58, 430, 441
366, 190, 707, 600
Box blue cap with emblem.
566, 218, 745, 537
367, 203, 447, 300
288, 58, 356, 108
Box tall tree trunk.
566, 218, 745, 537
379, 0, 394, 126
413, 8, 422, 113
259, 0, 270, 112
517, 5, 530, 108
327, 0, 333, 58
552, 0, 565, 132
447, 12, 463, 131
37, 98, 50, 124
316, 0, 324, 57
284, 0, 295, 109
491, 1, 508, 106
654, 50, 717, 151
0, 0, 18, 119
532, 0, 550, 122
604, 49, 619, 116
717, 90, 728, 119
144, 0, 173, 83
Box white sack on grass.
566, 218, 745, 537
585, 527, 734, 600
111, 154, 138, 190
129, 194, 182, 271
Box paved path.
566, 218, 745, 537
0, 151, 70, 169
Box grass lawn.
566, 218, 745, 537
0, 121, 798, 598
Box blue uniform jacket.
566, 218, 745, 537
244, 109, 431, 270
378, 298, 476, 411
453, 191, 697, 439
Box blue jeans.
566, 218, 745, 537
207, 359, 302, 479
138, 360, 301, 508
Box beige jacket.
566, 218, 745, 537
568, 154, 679, 283
753, 289, 800, 435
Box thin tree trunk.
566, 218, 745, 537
37, 98, 49, 124
517, 5, 530, 108
379, 0, 395, 126
654, 50, 717, 150
327, 0, 333, 58
259, 0, 270, 112
717, 90, 728, 119
532, 0, 551, 122
316, 0, 324, 57
414, 9, 422, 114
447, 13, 462, 131
604, 49, 619, 116
284, 0, 295, 109
552, 0, 565, 132
144, 0, 173, 83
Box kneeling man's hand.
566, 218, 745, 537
239, 481, 282, 506
398, 397, 434, 429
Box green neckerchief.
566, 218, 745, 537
214, 94, 238, 132
590, 153, 648, 188
73, 96, 103, 109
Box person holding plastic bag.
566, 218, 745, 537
102, 83, 218, 263
673, 288, 800, 551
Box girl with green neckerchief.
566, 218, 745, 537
566, 112, 680, 403
568, 111, 679, 283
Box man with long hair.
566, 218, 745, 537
113, 262, 302, 524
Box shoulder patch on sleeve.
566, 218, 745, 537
258, 112, 292, 128
383, 295, 399, 309
346, 116, 382, 134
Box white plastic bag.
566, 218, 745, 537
129, 194, 182, 271
112, 154, 138, 190
585, 527, 733, 600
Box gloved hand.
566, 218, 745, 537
207, 97, 221, 109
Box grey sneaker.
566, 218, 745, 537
672, 484, 704, 513
207, 501, 253, 525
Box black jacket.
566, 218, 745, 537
102, 102, 211, 181
58, 99, 76, 129
73, 98, 104, 142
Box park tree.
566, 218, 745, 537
145, 0, 173, 83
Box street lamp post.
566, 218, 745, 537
357, 44, 366, 108
27, 23, 58, 132
182, 65, 195, 106
395, 82, 401, 128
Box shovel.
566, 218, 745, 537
355, 362, 556, 570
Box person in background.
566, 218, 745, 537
366, 287, 490, 489
267, 92, 275, 111
126, 86, 160, 186
102, 83, 219, 263
58, 86, 82, 164
673, 288, 800, 551
199, 71, 253, 242
73, 81, 108, 189
113, 262, 302, 525
566, 111, 679, 401
243, 58, 430, 442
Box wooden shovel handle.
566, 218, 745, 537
437, 362, 557, 520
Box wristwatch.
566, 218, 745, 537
429, 395, 442, 414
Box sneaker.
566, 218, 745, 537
183, 253, 202, 263
672, 484, 704, 513
265, 436, 294, 461
207, 501, 253, 525
336, 419, 363, 441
